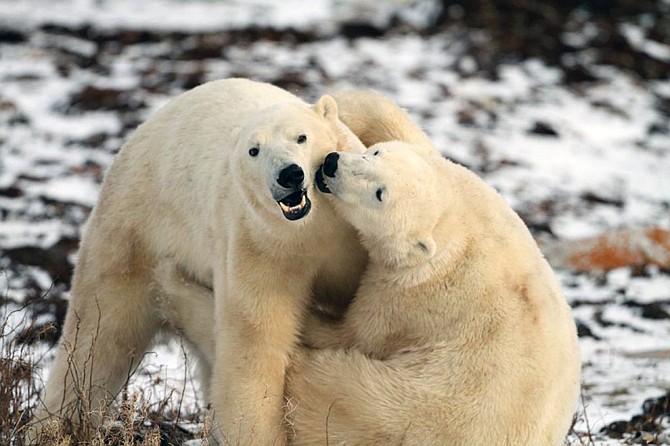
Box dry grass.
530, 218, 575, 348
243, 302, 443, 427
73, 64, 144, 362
566, 390, 598, 446
1, 303, 45, 445
0, 303, 623, 446
0, 288, 209, 446
4, 280, 665, 445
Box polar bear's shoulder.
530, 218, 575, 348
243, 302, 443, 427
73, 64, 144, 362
332, 90, 434, 149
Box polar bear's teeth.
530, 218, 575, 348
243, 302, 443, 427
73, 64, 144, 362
280, 194, 307, 214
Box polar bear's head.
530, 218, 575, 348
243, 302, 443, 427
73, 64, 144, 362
316, 141, 444, 268
234, 95, 356, 222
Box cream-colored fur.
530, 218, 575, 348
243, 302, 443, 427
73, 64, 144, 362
330, 90, 434, 149
155, 91, 581, 445
31, 79, 368, 445
284, 140, 581, 446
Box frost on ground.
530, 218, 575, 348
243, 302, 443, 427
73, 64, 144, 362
1, 0, 669, 444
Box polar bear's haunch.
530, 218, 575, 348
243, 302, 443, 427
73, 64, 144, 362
31, 79, 367, 445
286, 142, 581, 446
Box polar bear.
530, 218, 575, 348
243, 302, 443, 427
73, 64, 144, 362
280, 140, 582, 445
30, 78, 368, 445
154, 139, 582, 445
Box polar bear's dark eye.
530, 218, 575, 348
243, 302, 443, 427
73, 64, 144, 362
373, 150, 380, 156
297, 134, 307, 144
376, 188, 384, 202
249, 147, 259, 157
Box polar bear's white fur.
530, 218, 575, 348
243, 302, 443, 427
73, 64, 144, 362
284, 138, 581, 445
153, 91, 581, 445
32, 79, 368, 445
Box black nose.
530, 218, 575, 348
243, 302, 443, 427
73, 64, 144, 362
277, 164, 305, 189
323, 152, 339, 178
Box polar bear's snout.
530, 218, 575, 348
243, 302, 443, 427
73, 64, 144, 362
323, 152, 339, 178
275, 164, 311, 221
277, 164, 305, 189
315, 152, 338, 194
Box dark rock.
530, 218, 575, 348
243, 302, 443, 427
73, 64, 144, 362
640, 302, 670, 320
603, 420, 629, 438
66, 85, 146, 114
339, 22, 386, 39
657, 95, 670, 119
602, 391, 670, 438
109, 29, 163, 45
174, 34, 226, 60
630, 264, 654, 278
593, 310, 645, 332
7, 113, 29, 125
640, 303, 670, 320
0, 28, 27, 44
642, 392, 670, 418
73, 132, 111, 149
270, 71, 309, 92
623, 301, 670, 320
576, 320, 601, 339
580, 191, 624, 207
0, 186, 23, 198
457, 108, 477, 127
3, 237, 79, 285
529, 121, 559, 137
648, 121, 668, 135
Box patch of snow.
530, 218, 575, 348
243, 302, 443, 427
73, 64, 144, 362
0, 220, 65, 249
621, 23, 670, 62
25, 176, 100, 207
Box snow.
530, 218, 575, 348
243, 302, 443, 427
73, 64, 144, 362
0, 0, 328, 32
0, 0, 669, 443
0, 220, 65, 249
25, 176, 100, 207
621, 23, 670, 62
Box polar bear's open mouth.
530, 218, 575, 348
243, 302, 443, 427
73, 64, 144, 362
277, 189, 311, 221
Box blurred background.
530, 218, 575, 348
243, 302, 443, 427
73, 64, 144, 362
1, 0, 669, 444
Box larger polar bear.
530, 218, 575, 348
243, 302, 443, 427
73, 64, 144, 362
155, 91, 581, 445
31, 78, 368, 445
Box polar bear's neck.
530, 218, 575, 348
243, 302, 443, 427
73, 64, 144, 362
368, 210, 472, 289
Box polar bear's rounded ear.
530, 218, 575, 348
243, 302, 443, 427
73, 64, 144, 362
415, 235, 436, 259
314, 95, 339, 123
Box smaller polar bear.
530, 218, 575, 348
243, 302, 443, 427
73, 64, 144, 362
285, 141, 581, 446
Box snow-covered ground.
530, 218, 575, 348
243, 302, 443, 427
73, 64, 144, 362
1, 1, 669, 444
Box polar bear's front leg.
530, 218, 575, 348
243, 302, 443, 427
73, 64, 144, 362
211, 248, 313, 446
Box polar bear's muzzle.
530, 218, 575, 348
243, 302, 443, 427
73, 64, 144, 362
315, 152, 338, 194
277, 189, 311, 221
315, 168, 331, 194
275, 163, 311, 221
